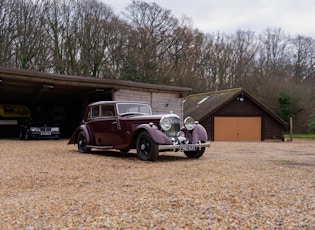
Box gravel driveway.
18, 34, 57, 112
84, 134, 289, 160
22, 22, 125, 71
0, 139, 314, 229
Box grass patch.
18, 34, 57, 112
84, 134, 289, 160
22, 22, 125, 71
284, 134, 315, 139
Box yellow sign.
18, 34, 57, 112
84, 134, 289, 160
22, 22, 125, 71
0, 104, 31, 118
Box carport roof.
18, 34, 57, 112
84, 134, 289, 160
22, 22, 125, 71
0, 67, 191, 105
184, 88, 289, 129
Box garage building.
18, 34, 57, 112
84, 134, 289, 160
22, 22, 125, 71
0, 67, 190, 138
184, 88, 288, 141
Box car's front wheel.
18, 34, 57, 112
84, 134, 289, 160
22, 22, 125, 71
184, 147, 205, 158
136, 131, 159, 161
77, 131, 91, 153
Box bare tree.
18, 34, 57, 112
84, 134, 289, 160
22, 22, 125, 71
290, 35, 315, 82
258, 28, 291, 79
0, 0, 16, 66
72, 0, 113, 77
169, 27, 198, 89
123, 0, 180, 83
99, 17, 130, 79
254, 28, 289, 111
10, 0, 47, 69
199, 32, 235, 91
230, 30, 259, 91
43, 0, 74, 74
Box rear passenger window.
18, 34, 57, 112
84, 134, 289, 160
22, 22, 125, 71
91, 106, 100, 118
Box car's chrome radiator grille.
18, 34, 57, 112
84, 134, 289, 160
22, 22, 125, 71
164, 116, 180, 137
40, 127, 51, 131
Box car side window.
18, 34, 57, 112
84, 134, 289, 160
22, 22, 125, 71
101, 105, 114, 117
91, 106, 100, 118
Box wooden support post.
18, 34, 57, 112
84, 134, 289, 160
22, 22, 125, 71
290, 117, 293, 142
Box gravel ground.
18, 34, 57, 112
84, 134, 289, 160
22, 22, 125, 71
0, 139, 314, 229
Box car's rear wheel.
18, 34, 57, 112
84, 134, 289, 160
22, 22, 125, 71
77, 131, 91, 153
136, 131, 158, 161
184, 147, 205, 158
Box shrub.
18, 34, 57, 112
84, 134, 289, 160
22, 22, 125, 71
308, 113, 315, 134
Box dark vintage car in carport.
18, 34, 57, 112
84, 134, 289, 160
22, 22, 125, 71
68, 101, 210, 161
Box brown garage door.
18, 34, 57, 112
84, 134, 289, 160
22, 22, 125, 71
214, 117, 261, 141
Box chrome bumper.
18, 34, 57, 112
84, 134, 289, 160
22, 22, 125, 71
158, 141, 210, 152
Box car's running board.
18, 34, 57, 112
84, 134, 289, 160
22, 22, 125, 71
86, 145, 114, 149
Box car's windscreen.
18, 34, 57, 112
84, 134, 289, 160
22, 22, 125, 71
116, 103, 152, 115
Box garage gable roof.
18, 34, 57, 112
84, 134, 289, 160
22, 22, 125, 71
184, 88, 288, 129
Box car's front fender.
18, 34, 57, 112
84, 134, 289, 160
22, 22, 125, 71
181, 124, 208, 144
136, 124, 173, 145
191, 123, 208, 143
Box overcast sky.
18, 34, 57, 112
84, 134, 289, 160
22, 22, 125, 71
106, 0, 315, 38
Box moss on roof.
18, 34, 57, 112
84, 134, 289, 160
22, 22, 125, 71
184, 88, 243, 121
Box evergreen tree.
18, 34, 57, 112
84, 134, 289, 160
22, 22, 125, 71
276, 93, 293, 122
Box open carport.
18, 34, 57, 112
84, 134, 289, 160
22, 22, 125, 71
0, 67, 190, 138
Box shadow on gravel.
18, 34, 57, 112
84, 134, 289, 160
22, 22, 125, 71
157, 154, 189, 162
93, 150, 138, 160
73, 150, 189, 162
274, 160, 315, 167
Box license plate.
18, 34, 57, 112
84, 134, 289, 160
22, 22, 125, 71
41, 131, 51, 135
179, 144, 196, 151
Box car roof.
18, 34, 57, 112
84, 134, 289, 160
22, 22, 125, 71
88, 101, 150, 107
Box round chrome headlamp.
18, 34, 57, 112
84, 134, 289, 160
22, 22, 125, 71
184, 116, 195, 130
160, 116, 172, 131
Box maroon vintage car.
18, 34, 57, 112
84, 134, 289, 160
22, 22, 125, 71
68, 101, 210, 161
